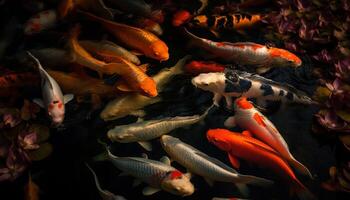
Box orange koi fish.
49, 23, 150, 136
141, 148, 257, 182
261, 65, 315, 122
185, 60, 225, 75
172, 10, 192, 27
24, 9, 57, 35
207, 129, 314, 199
185, 28, 302, 74
79, 10, 169, 61
224, 97, 312, 178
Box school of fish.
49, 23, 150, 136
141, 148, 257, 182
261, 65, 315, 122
0, 0, 322, 199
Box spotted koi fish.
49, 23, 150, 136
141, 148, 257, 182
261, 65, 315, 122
191, 70, 314, 108
96, 145, 194, 196
190, 13, 262, 32
24, 9, 57, 35
224, 97, 313, 178
185, 28, 302, 74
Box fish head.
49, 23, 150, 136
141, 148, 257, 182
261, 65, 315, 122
206, 129, 233, 151
161, 170, 194, 196
139, 78, 158, 97
160, 135, 179, 150
191, 72, 225, 93
149, 40, 169, 61
189, 15, 208, 28
269, 48, 302, 67
47, 100, 65, 126
234, 97, 253, 111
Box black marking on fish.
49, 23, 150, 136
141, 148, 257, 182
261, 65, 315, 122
225, 71, 239, 82
286, 92, 294, 100
279, 90, 285, 96
260, 84, 274, 96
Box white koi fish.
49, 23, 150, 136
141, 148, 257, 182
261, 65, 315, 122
224, 97, 313, 178
27, 52, 74, 127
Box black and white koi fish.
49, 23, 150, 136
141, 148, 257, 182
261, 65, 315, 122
191, 70, 314, 108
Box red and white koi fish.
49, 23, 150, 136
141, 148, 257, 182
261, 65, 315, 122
207, 129, 315, 200
224, 97, 312, 178
185, 60, 225, 75
185, 28, 302, 74
24, 9, 57, 35
27, 52, 74, 127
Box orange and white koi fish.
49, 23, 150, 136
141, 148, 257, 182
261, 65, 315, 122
79, 10, 169, 61
185, 60, 225, 75
185, 28, 302, 74
24, 9, 57, 35
207, 129, 314, 200
79, 40, 141, 65
27, 52, 74, 127
224, 97, 313, 178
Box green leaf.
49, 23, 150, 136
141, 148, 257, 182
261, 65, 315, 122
28, 142, 53, 161
313, 87, 331, 103
29, 124, 50, 143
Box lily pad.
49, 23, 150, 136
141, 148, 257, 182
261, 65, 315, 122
313, 86, 331, 103
335, 110, 350, 123
28, 124, 50, 143
27, 142, 53, 161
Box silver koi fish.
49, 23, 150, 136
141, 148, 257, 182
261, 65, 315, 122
191, 70, 314, 108
160, 135, 273, 192
224, 97, 313, 178
27, 52, 74, 127
107, 106, 210, 151
97, 146, 194, 196
185, 28, 302, 74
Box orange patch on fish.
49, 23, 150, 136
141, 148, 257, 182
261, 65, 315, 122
253, 113, 266, 127
58, 102, 63, 109
235, 97, 253, 109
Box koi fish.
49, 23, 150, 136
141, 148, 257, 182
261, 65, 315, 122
172, 10, 192, 27
100, 56, 190, 121
85, 163, 127, 200
134, 18, 163, 36
79, 40, 141, 65
207, 129, 314, 199
107, 107, 210, 151
96, 145, 194, 196
47, 70, 117, 98
189, 14, 262, 32
224, 97, 312, 178
185, 28, 302, 74
24, 9, 57, 35
27, 52, 74, 127
105, 0, 164, 23
160, 135, 273, 191
108, 57, 158, 97
185, 60, 225, 75
79, 11, 169, 61
191, 70, 314, 108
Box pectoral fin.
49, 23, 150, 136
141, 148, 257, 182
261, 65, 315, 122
228, 154, 240, 169
132, 179, 142, 187
256, 66, 271, 74
33, 98, 44, 108
160, 156, 171, 165
64, 94, 74, 104
142, 186, 161, 196
138, 141, 152, 151
115, 80, 134, 92
224, 116, 236, 128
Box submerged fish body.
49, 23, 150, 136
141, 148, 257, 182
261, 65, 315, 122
80, 11, 169, 61
79, 40, 141, 65
24, 9, 57, 35
108, 111, 207, 149
100, 56, 189, 121
190, 13, 262, 31
160, 135, 273, 186
224, 97, 312, 178
191, 70, 314, 108
103, 148, 194, 196
207, 129, 313, 199
185, 29, 301, 73
27, 52, 73, 126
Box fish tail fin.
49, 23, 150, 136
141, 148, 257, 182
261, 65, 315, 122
290, 179, 315, 200
26, 51, 48, 78
289, 157, 313, 179
93, 139, 118, 162
237, 174, 274, 187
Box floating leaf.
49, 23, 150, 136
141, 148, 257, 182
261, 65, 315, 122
335, 110, 350, 123
313, 86, 331, 103
28, 124, 49, 143
27, 143, 52, 161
